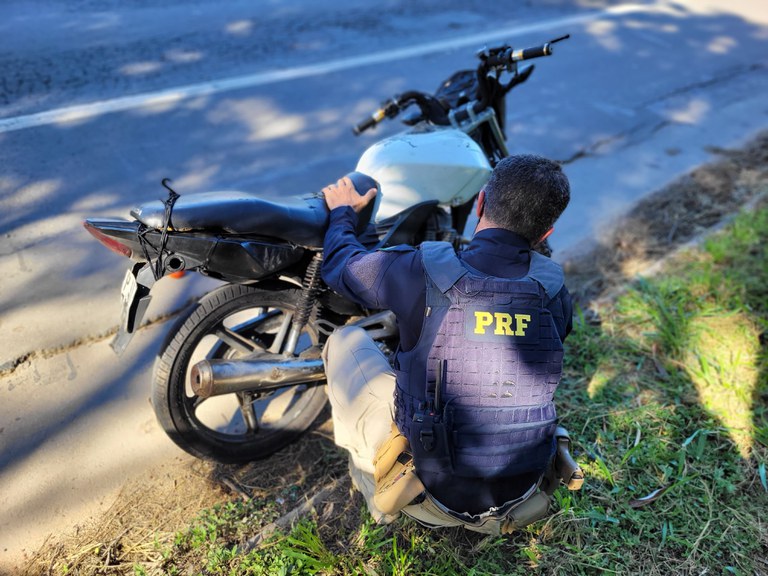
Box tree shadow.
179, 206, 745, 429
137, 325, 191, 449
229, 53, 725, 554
562, 133, 768, 453
544, 201, 768, 571
2, 0, 767, 353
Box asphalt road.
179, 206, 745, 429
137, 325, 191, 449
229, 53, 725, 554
1, 0, 767, 568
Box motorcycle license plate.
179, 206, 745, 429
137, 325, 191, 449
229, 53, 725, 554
111, 262, 153, 355
118, 267, 139, 329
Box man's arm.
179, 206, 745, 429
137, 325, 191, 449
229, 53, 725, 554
547, 286, 573, 343
321, 177, 406, 310
320, 177, 427, 350
322, 205, 397, 309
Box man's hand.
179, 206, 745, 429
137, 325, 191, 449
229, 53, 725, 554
322, 176, 377, 213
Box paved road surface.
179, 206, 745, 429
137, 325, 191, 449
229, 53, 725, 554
1, 0, 767, 569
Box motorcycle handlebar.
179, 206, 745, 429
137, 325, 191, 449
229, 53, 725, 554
352, 92, 447, 135
512, 43, 552, 62
353, 107, 388, 135
352, 35, 569, 133
486, 34, 570, 67
352, 97, 404, 135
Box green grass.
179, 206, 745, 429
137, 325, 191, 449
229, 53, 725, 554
145, 204, 768, 575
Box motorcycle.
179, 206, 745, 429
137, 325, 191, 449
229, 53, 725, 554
83, 34, 569, 463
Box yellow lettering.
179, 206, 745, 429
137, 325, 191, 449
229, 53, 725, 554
494, 312, 514, 335
474, 311, 494, 334
514, 314, 531, 336
473, 311, 534, 337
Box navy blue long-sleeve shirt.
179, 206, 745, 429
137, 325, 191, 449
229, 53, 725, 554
322, 206, 573, 351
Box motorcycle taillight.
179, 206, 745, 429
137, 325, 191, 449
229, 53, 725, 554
83, 222, 133, 258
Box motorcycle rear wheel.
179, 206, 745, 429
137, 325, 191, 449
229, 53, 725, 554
152, 283, 328, 463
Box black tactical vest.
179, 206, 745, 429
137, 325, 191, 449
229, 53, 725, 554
393, 242, 565, 486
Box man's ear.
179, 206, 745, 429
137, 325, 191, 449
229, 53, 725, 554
476, 189, 486, 218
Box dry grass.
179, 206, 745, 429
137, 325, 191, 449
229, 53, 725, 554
564, 130, 768, 304
17, 460, 225, 575
18, 414, 348, 576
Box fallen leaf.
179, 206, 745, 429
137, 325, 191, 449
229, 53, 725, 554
628, 485, 671, 508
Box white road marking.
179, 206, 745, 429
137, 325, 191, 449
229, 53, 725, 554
0, 4, 652, 134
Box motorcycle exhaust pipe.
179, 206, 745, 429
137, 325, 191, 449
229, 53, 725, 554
191, 357, 325, 398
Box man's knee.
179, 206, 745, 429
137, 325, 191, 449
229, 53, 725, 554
323, 325, 366, 367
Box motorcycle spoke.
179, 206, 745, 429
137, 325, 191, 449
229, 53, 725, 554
237, 392, 260, 434
267, 311, 293, 354
215, 325, 265, 355
192, 395, 206, 410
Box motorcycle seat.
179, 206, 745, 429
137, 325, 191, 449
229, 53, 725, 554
131, 173, 379, 249
131, 191, 330, 248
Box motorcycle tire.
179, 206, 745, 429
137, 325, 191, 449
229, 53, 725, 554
152, 283, 328, 463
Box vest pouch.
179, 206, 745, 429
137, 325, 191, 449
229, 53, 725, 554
500, 491, 551, 533
410, 408, 453, 474
373, 451, 426, 515
373, 423, 409, 483
555, 430, 584, 491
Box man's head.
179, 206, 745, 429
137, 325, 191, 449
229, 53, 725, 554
478, 154, 570, 244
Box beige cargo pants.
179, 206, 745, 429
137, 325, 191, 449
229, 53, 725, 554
322, 325, 399, 523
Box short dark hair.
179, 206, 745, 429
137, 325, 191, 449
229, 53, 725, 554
482, 154, 570, 243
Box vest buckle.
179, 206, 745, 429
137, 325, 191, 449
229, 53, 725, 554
419, 428, 435, 451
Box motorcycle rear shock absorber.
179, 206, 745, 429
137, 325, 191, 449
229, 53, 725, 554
283, 253, 323, 355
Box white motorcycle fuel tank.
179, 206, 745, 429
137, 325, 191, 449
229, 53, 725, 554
355, 125, 492, 221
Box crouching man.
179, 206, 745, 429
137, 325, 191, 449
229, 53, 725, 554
320, 155, 582, 534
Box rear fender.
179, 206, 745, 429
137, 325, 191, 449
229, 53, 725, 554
85, 218, 305, 282
83, 218, 145, 261
84, 218, 213, 269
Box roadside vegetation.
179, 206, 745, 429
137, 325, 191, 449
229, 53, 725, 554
22, 135, 768, 575
146, 200, 768, 575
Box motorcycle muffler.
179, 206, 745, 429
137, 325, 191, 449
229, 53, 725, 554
191, 357, 325, 398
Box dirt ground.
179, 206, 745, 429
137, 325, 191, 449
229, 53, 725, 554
563, 131, 768, 303
12, 131, 768, 576
13, 411, 357, 576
